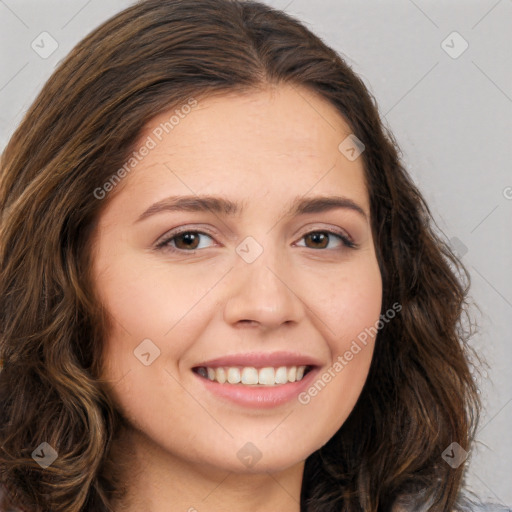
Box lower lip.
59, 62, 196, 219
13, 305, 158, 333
193, 367, 319, 409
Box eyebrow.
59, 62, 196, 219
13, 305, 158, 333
135, 194, 368, 223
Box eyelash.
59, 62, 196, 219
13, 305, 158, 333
155, 228, 358, 254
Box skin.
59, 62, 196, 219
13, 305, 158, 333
91, 83, 383, 512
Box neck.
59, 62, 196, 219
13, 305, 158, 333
109, 426, 304, 512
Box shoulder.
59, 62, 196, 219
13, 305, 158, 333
454, 493, 512, 512
392, 492, 511, 512
457, 505, 512, 512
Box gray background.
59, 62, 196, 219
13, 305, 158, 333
1, 0, 511, 506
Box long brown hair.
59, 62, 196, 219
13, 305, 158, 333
0, 0, 481, 510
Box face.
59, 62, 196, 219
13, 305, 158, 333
91, 84, 382, 476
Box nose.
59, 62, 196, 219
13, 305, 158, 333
222, 249, 304, 331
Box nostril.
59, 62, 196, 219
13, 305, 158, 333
238, 320, 258, 327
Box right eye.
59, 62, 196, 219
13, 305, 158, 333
156, 230, 217, 252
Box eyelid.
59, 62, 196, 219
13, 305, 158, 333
155, 224, 358, 252
154, 225, 218, 249
295, 224, 355, 244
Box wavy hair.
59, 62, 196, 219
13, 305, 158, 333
0, 0, 481, 510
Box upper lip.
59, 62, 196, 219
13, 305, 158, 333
193, 351, 322, 369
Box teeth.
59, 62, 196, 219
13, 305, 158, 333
258, 367, 275, 385
227, 367, 241, 384
197, 365, 309, 385
241, 367, 259, 385
216, 367, 226, 384
275, 366, 288, 384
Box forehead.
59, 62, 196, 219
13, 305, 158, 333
105, 84, 369, 215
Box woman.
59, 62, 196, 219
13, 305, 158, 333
0, 0, 505, 510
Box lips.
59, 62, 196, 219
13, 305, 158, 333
191, 351, 321, 388
191, 354, 322, 408
192, 351, 322, 369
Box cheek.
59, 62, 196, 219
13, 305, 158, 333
94, 252, 219, 344
306, 252, 383, 351
95, 254, 225, 408
295, 256, 382, 426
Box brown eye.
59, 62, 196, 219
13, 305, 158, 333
304, 232, 330, 249
173, 232, 201, 250
298, 230, 355, 250
156, 230, 216, 252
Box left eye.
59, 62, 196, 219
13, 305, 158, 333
156, 229, 355, 253
295, 231, 352, 250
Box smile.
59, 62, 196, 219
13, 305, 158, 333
193, 365, 311, 386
